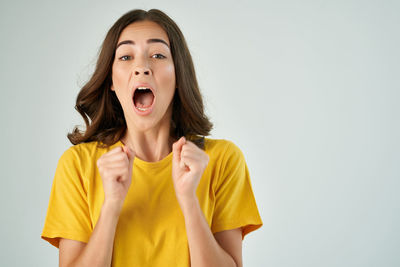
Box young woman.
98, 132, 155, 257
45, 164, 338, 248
41, 9, 262, 267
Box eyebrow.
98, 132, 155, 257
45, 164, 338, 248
116, 38, 170, 49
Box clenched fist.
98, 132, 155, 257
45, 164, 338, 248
172, 136, 210, 206
96, 145, 135, 207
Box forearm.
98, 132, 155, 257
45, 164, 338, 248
180, 197, 237, 267
69, 201, 121, 267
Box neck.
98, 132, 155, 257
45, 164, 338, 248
121, 118, 175, 163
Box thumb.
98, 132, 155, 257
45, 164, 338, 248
172, 136, 186, 163
123, 145, 135, 162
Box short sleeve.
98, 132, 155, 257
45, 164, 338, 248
211, 141, 263, 240
41, 146, 92, 248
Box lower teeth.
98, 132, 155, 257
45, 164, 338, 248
136, 106, 149, 111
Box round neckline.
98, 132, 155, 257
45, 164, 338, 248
114, 140, 173, 168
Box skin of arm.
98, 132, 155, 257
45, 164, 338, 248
60, 136, 244, 267
180, 197, 243, 267
59, 146, 134, 267
172, 137, 243, 267
59, 202, 122, 267
59, 200, 243, 267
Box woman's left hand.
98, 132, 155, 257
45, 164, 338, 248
172, 136, 209, 206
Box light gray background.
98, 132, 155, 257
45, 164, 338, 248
0, 0, 399, 266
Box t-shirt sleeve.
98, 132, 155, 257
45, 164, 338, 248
211, 141, 263, 240
41, 146, 92, 248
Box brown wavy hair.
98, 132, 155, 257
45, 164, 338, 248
67, 9, 212, 149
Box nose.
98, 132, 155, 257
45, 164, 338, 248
133, 63, 152, 76
134, 67, 151, 75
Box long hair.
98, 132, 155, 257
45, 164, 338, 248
67, 9, 212, 149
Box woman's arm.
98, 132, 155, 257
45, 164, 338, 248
172, 137, 243, 267
181, 197, 243, 267
60, 145, 134, 267
59, 202, 122, 267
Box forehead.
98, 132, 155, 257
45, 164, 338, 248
118, 20, 170, 45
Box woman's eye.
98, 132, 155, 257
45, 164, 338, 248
152, 54, 166, 59
119, 55, 132, 61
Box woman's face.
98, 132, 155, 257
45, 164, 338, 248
111, 20, 176, 133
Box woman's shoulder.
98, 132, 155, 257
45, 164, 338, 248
60, 140, 119, 163
203, 137, 244, 158
203, 137, 248, 177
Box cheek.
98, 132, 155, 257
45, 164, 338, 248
111, 66, 126, 88
111, 66, 131, 105
112, 64, 131, 88
158, 64, 176, 90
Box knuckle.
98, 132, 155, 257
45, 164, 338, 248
104, 169, 112, 178
115, 153, 124, 161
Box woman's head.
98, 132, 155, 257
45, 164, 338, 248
111, 20, 176, 137
68, 9, 212, 148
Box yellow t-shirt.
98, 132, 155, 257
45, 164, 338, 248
41, 137, 263, 266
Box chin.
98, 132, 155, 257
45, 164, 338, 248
132, 116, 169, 133
133, 120, 158, 132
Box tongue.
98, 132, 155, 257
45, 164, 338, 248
134, 91, 154, 108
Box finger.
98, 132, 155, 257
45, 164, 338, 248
106, 169, 128, 182
181, 152, 209, 169
179, 161, 190, 172
181, 152, 202, 162
122, 145, 135, 161
106, 146, 124, 155
180, 159, 187, 169
98, 160, 130, 174
100, 167, 126, 180
122, 146, 135, 169
183, 140, 197, 148
179, 154, 199, 169
172, 136, 186, 163
180, 147, 203, 162
180, 141, 201, 154
99, 152, 128, 165
100, 161, 128, 170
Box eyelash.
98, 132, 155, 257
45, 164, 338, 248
119, 54, 166, 61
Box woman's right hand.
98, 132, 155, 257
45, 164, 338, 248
96, 145, 135, 209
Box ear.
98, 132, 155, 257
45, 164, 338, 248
111, 84, 115, 91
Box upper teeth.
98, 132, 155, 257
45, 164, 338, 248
137, 87, 150, 90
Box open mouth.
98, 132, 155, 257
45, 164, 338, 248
133, 87, 155, 112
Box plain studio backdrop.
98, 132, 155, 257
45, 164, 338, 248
0, 0, 399, 266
